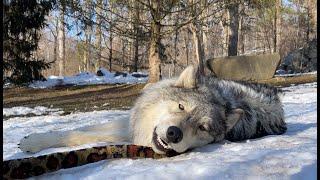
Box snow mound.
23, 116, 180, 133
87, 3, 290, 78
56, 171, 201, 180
275, 71, 317, 76
3, 83, 317, 179
29, 68, 148, 89
3, 106, 64, 117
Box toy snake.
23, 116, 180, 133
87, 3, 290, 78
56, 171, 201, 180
3, 145, 178, 179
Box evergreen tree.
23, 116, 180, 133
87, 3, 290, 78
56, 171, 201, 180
3, 0, 55, 84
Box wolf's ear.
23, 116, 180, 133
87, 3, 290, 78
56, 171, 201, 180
225, 108, 244, 132
174, 65, 199, 88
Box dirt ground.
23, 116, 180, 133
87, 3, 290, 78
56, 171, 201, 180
3, 84, 146, 117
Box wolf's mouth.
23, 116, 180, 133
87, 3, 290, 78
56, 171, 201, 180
152, 130, 182, 157
152, 130, 170, 151
152, 129, 180, 156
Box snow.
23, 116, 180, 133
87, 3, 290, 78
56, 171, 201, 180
238, 48, 267, 56
3, 106, 64, 117
3, 110, 130, 160
275, 71, 317, 77
3, 83, 317, 179
29, 68, 148, 89
4, 82, 12, 88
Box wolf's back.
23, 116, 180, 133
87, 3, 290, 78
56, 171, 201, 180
206, 78, 286, 141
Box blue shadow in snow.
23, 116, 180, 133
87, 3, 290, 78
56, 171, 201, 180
284, 122, 317, 136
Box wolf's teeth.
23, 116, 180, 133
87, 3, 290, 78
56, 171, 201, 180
157, 136, 169, 149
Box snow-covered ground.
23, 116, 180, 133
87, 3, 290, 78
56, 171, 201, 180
29, 68, 148, 89
3, 106, 64, 117
3, 83, 317, 179
3, 110, 130, 160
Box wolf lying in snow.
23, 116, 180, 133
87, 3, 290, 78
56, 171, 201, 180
19, 66, 287, 155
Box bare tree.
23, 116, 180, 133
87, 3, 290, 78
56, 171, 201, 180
273, 0, 281, 53
148, 0, 163, 82
238, 3, 246, 55
220, 8, 229, 56
57, 2, 66, 76
108, 1, 114, 72
306, 0, 317, 41
94, 0, 103, 71
227, 2, 240, 56
184, 29, 192, 65
46, 14, 59, 75
132, 0, 141, 72
189, 0, 206, 75
82, 0, 93, 72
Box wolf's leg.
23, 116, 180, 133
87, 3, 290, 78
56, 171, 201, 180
19, 130, 128, 153
79, 118, 128, 132
19, 119, 130, 153
250, 103, 287, 139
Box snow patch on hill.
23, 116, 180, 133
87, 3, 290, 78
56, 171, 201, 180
3, 106, 64, 117
29, 68, 148, 89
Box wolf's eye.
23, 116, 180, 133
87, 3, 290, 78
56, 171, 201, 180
198, 125, 206, 131
179, 104, 184, 110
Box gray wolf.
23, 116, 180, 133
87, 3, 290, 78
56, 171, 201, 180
19, 66, 287, 155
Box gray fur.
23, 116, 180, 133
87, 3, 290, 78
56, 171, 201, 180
130, 66, 286, 154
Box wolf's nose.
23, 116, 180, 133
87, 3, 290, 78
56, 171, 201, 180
166, 126, 183, 143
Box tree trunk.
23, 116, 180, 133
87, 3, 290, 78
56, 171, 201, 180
108, 2, 113, 72
201, 0, 209, 59
228, 3, 240, 56
53, 36, 57, 74
148, 20, 162, 83
132, 0, 140, 72
133, 36, 139, 72
184, 30, 190, 66
95, 0, 103, 72
307, 0, 317, 41
296, 2, 302, 46
202, 28, 208, 59
57, 3, 65, 76
172, 20, 179, 77
221, 9, 229, 56
83, 44, 88, 72
273, 0, 281, 53
128, 41, 133, 72
84, 0, 93, 72
148, 0, 162, 83
189, 0, 205, 76
83, 31, 91, 72
238, 7, 245, 55
52, 17, 58, 75
109, 33, 113, 72
122, 39, 126, 70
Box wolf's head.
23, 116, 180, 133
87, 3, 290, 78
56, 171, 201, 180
130, 66, 243, 154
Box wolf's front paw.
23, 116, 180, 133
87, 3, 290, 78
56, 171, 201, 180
19, 133, 49, 153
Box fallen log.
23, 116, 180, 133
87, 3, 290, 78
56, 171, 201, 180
253, 73, 317, 87
3, 145, 172, 179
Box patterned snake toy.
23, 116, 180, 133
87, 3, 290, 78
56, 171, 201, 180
3, 145, 179, 179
